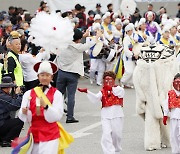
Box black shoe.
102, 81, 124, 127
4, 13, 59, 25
0, 141, 11, 147
66, 117, 79, 123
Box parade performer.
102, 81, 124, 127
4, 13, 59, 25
112, 18, 124, 82
168, 20, 180, 55
88, 23, 106, 86
78, 71, 124, 154
119, 0, 137, 87
169, 20, 179, 46
133, 44, 178, 151
163, 73, 180, 154
17, 61, 73, 154
135, 18, 153, 44
101, 13, 117, 71
145, 11, 161, 43
102, 12, 115, 42
121, 23, 137, 88
159, 25, 171, 45
112, 18, 123, 45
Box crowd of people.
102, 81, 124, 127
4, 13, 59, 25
0, 0, 179, 154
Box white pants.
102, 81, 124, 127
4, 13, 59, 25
89, 59, 105, 85
170, 119, 180, 154
121, 58, 135, 86
31, 139, 59, 154
144, 108, 170, 150
101, 117, 124, 154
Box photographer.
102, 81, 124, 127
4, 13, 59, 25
0, 76, 23, 147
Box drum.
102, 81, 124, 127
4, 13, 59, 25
92, 40, 103, 57
92, 41, 116, 62
102, 48, 116, 63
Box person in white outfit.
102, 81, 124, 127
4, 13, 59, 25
19, 39, 50, 90
163, 73, 180, 154
78, 71, 124, 154
18, 61, 64, 154
121, 23, 137, 88
87, 22, 107, 86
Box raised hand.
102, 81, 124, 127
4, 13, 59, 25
78, 88, 88, 93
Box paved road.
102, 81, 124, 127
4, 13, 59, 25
0, 78, 171, 154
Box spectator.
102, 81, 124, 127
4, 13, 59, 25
1, 21, 13, 47
81, 6, 87, 26
7, 31, 23, 87
12, 15, 23, 30
36, 1, 47, 13
75, 4, 86, 32
23, 12, 32, 23
107, 3, 113, 13
0, 76, 23, 147
94, 3, 103, 17
131, 8, 142, 24
0, 13, 4, 38
156, 6, 167, 24
22, 22, 29, 39
19, 39, 49, 90
56, 28, 99, 123
176, 3, 180, 18
8, 6, 15, 17
87, 10, 95, 28
144, 3, 158, 23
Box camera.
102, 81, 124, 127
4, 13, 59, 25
20, 86, 26, 94
14, 85, 26, 95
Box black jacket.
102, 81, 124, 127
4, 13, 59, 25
0, 89, 22, 127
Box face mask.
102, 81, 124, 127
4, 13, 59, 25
173, 78, 180, 91
103, 76, 115, 90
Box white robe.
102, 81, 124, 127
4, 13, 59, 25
121, 35, 136, 86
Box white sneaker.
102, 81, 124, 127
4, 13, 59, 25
146, 147, 157, 151
97, 83, 102, 86
161, 144, 167, 148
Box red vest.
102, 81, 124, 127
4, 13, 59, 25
101, 88, 123, 108
29, 87, 60, 143
168, 90, 180, 109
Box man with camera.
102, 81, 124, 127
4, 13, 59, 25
0, 76, 23, 147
